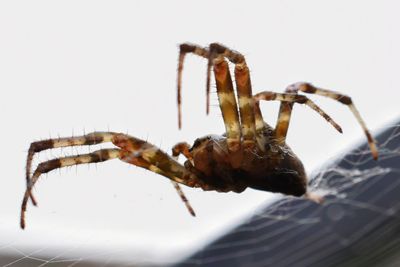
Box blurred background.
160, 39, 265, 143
0, 1, 399, 266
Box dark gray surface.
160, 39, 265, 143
176, 119, 400, 267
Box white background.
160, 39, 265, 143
0, 1, 399, 265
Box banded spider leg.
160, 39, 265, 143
178, 43, 259, 170
178, 42, 377, 160
274, 82, 378, 159
178, 43, 341, 156
21, 132, 203, 229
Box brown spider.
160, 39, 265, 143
20, 43, 378, 229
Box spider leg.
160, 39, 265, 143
114, 135, 212, 211
208, 43, 257, 150
178, 43, 259, 152
178, 44, 242, 153
112, 134, 201, 185
21, 148, 122, 229
22, 134, 207, 229
254, 91, 343, 141
171, 142, 196, 216
25, 132, 116, 206
27, 132, 204, 188
282, 82, 378, 159
253, 101, 269, 151
172, 142, 194, 164
212, 56, 242, 152
275, 97, 295, 145
177, 43, 210, 128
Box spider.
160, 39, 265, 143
20, 43, 378, 229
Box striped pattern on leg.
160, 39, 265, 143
234, 63, 256, 148
274, 82, 300, 143
254, 101, 267, 151
171, 182, 196, 216
177, 43, 210, 128
177, 43, 263, 152
21, 148, 121, 229
112, 134, 201, 187
274, 101, 294, 144
287, 82, 378, 159
213, 57, 241, 152
26, 132, 117, 206
254, 91, 343, 134
171, 142, 196, 216
120, 153, 196, 216
209, 43, 257, 149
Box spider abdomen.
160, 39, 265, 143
190, 135, 307, 197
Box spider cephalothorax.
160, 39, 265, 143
20, 43, 378, 229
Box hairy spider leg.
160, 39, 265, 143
253, 101, 268, 151
170, 182, 195, 216
171, 142, 196, 216
208, 43, 257, 150
178, 43, 241, 153
25, 132, 116, 206
178, 43, 259, 152
177, 44, 210, 129
21, 133, 206, 229
26, 132, 197, 203
212, 57, 242, 153
114, 134, 219, 195
254, 91, 343, 137
111, 134, 197, 184
275, 99, 294, 145
21, 148, 122, 229
278, 82, 378, 159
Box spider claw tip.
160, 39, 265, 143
188, 207, 196, 217
372, 151, 379, 161
31, 198, 38, 206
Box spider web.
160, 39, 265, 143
1, 119, 399, 267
